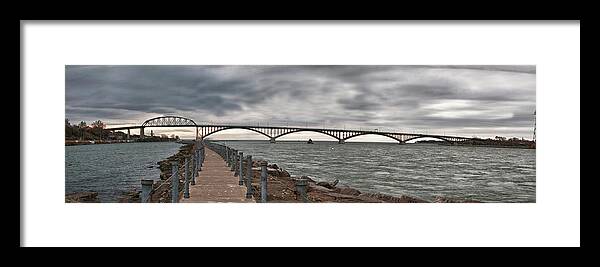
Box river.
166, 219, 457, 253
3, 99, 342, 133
65, 140, 535, 203
65, 142, 183, 202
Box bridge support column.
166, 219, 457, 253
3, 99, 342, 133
140, 127, 145, 139
127, 129, 130, 141
338, 139, 345, 144
398, 141, 406, 145
270, 137, 276, 143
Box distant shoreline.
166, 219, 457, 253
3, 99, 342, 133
65, 140, 178, 146
207, 139, 536, 149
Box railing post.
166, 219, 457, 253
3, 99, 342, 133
238, 152, 244, 185
184, 156, 190, 199
141, 179, 153, 203
260, 161, 268, 203
171, 160, 179, 203
191, 149, 197, 185
231, 149, 237, 173
200, 147, 204, 167
226, 147, 230, 166
232, 150, 240, 177
295, 178, 309, 202
245, 155, 253, 198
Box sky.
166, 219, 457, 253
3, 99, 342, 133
65, 65, 536, 141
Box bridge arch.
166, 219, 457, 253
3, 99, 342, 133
342, 132, 403, 143
404, 136, 453, 143
203, 127, 272, 140
274, 129, 341, 141
141, 115, 198, 127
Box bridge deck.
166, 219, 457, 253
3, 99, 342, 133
181, 147, 254, 203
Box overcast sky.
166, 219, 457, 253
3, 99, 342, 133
65, 65, 536, 141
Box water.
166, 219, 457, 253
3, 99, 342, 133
65, 142, 184, 202
65, 140, 536, 203
219, 140, 536, 203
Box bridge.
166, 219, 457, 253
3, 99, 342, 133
106, 115, 474, 144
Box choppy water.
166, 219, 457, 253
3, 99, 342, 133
65, 142, 183, 202
219, 140, 536, 203
65, 140, 535, 203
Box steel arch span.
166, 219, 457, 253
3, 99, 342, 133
200, 126, 272, 140
141, 116, 198, 127
341, 132, 408, 143
273, 129, 342, 141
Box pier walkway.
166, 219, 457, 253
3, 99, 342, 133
180, 147, 254, 203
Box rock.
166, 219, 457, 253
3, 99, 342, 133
432, 196, 481, 203
308, 184, 335, 193
300, 175, 316, 183
65, 191, 98, 203
267, 168, 291, 177
118, 190, 141, 203
359, 192, 428, 203
335, 186, 361, 196
269, 163, 279, 169
316, 179, 339, 189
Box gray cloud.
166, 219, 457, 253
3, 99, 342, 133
65, 65, 536, 139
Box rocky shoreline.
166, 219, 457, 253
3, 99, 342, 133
117, 143, 196, 202
245, 160, 480, 203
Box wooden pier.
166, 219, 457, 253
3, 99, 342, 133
180, 147, 254, 203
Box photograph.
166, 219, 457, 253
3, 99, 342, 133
22, 21, 579, 247
65, 65, 536, 203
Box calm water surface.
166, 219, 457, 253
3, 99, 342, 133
65, 140, 535, 202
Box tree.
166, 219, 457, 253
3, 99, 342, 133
65, 119, 74, 139
91, 120, 106, 140
78, 121, 87, 140
91, 120, 106, 129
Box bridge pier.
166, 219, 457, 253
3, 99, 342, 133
270, 137, 276, 143
140, 127, 145, 139
127, 129, 130, 141
338, 139, 345, 144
